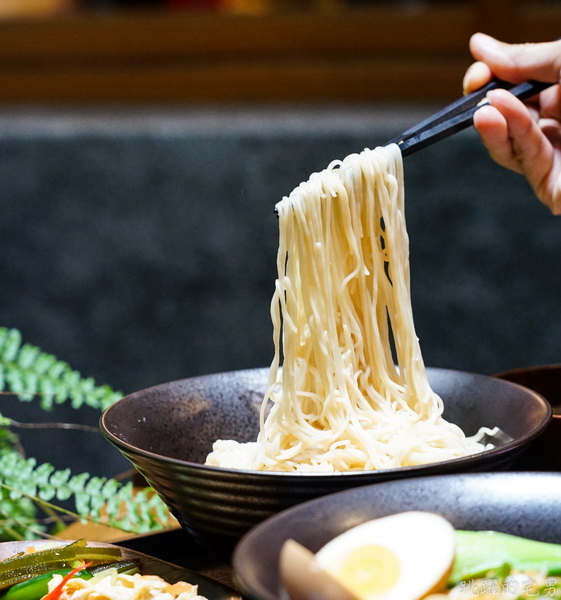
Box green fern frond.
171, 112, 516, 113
0, 482, 42, 541
0, 450, 171, 535
0, 327, 122, 411
0, 328, 174, 539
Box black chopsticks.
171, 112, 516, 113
388, 78, 555, 157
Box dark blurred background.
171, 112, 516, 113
0, 0, 559, 478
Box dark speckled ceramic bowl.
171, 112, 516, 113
100, 367, 551, 557
495, 364, 561, 471
233, 471, 561, 600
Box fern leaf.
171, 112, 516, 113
0, 329, 22, 363
0, 450, 171, 536
0, 488, 43, 540
0, 327, 122, 411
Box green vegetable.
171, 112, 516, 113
0, 569, 92, 600
0, 541, 87, 576
88, 560, 140, 577
450, 530, 561, 585
0, 541, 122, 591
0, 558, 140, 600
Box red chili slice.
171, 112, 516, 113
42, 562, 92, 600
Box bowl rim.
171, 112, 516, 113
99, 366, 552, 479
494, 362, 561, 378
232, 470, 561, 600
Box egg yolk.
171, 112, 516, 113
334, 544, 401, 597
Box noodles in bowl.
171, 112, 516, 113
207, 144, 495, 472
100, 144, 551, 554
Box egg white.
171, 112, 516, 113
315, 511, 456, 600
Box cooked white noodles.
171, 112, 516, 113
206, 144, 490, 472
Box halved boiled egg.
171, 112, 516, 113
314, 511, 455, 600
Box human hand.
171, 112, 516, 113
463, 33, 561, 214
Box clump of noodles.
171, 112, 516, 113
206, 144, 493, 472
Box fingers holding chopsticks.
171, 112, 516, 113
473, 89, 560, 211
467, 33, 561, 87
464, 33, 561, 215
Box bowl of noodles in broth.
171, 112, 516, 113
100, 145, 551, 556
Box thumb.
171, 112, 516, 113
470, 33, 561, 85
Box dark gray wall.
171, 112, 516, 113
1, 105, 559, 477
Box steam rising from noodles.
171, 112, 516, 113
206, 144, 490, 472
